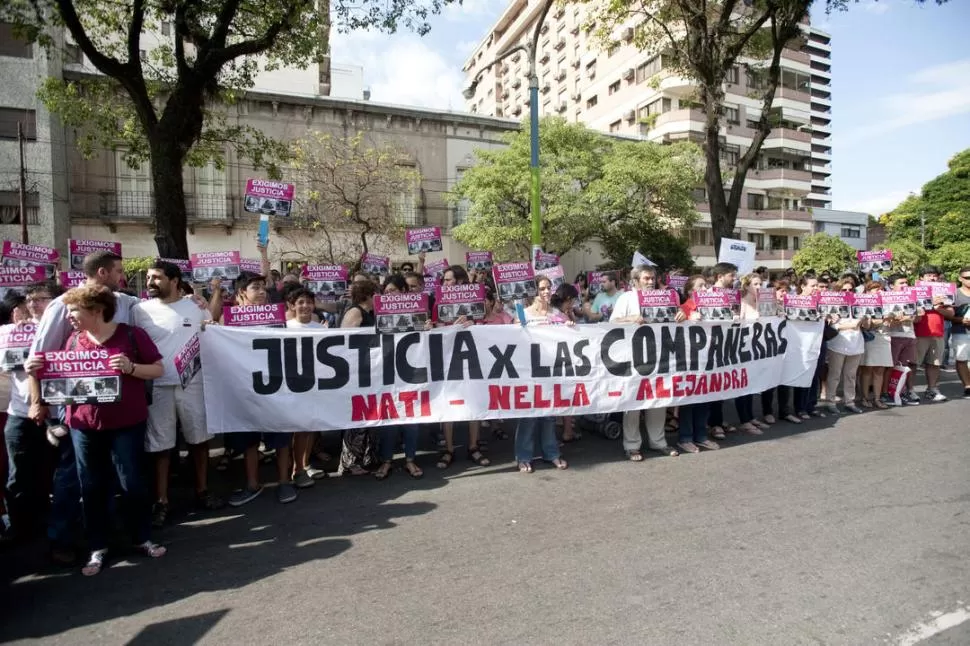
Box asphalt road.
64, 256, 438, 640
1, 379, 968, 645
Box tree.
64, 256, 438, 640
791, 233, 855, 276
5, 0, 453, 258
598, 224, 694, 274
587, 0, 946, 253
284, 131, 418, 265
873, 240, 928, 278
929, 242, 970, 280
451, 117, 702, 261
883, 148, 970, 249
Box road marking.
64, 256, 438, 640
896, 605, 970, 645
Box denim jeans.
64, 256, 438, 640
678, 403, 710, 444
4, 415, 52, 536
49, 426, 81, 547
707, 400, 727, 427
761, 386, 791, 418
943, 320, 952, 365
378, 424, 419, 461
514, 417, 560, 463
71, 423, 150, 551
794, 341, 827, 414
735, 395, 755, 424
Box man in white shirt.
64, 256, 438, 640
132, 261, 223, 526
610, 265, 678, 460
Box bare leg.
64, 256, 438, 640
292, 432, 312, 476
191, 442, 210, 494
872, 367, 887, 407
956, 361, 970, 388
561, 417, 576, 441
244, 446, 260, 490
276, 446, 292, 484
467, 420, 481, 449
442, 422, 455, 453
925, 364, 940, 390
859, 367, 873, 404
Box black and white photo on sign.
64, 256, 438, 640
700, 307, 736, 321
883, 301, 917, 317
376, 312, 428, 333
819, 303, 851, 318
1, 347, 29, 371
467, 260, 492, 271
70, 253, 86, 269
245, 195, 292, 216
859, 260, 892, 273
853, 304, 883, 318
407, 239, 442, 254
42, 378, 67, 401
498, 280, 537, 300
787, 307, 821, 322
640, 306, 679, 323
192, 265, 241, 282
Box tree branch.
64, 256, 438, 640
207, 0, 243, 51
127, 0, 146, 72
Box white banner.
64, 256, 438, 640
200, 319, 822, 433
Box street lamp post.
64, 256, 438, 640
463, 0, 555, 255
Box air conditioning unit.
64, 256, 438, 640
555, 38, 566, 50
571, 59, 580, 69
622, 27, 634, 41
623, 67, 635, 81
556, 70, 567, 81
558, 102, 567, 113
540, 53, 550, 64
512, 78, 521, 88
541, 83, 551, 94
571, 92, 582, 101
624, 110, 636, 121
541, 24, 549, 35
570, 25, 579, 35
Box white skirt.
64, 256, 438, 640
861, 333, 892, 367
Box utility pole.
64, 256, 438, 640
920, 211, 925, 247
18, 121, 28, 244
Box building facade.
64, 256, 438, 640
811, 208, 869, 251
462, 2, 835, 270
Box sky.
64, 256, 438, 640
331, 0, 970, 217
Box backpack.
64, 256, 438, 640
69, 324, 153, 405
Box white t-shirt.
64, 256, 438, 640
132, 298, 207, 386
827, 320, 865, 356
286, 319, 325, 329
30, 290, 140, 354
609, 291, 640, 322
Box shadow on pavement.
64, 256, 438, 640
126, 609, 231, 646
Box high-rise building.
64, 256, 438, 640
462, 2, 835, 269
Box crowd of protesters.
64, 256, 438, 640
1, 244, 968, 578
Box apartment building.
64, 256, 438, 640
462, 1, 836, 270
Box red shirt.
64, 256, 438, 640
680, 299, 698, 318
914, 309, 945, 338
67, 324, 162, 431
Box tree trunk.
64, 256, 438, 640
702, 84, 731, 256
150, 139, 190, 259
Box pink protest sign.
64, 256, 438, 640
757, 288, 779, 317
157, 258, 193, 283
405, 227, 443, 255
190, 251, 241, 283
59, 270, 86, 289
817, 290, 855, 317
69, 240, 122, 269
637, 289, 680, 323
222, 303, 287, 327
424, 258, 449, 278
537, 265, 565, 290
39, 345, 122, 405
915, 281, 956, 306
857, 249, 892, 273
694, 290, 734, 321
360, 252, 390, 276
492, 262, 537, 302
2, 241, 59, 277
784, 294, 821, 321
882, 290, 918, 317
244, 179, 294, 216
466, 251, 493, 271
174, 333, 202, 388
302, 265, 349, 300
239, 258, 263, 273
0, 265, 47, 298
374, 292, 429, 333
435, 284, 486, 323
0, 322, 37, 371
852, 293, 883, 319
533, 250, 559, 270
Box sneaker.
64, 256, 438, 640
925, 389, 947, 403
227, 486, 263, 508
305, 466, 328, 480
195, 490, 226, 511
879, 393, 898, 407
941, 365, 956, 373
293, 470, 315, 489
963, 388, 970, 399
277, 482, 298, 504
902, 391, 921, 406
844, 403, 863, 414
151, 501, 169, 528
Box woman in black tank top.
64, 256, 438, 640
337, 280, 379, 474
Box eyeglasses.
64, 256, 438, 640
961, 275, 970, 280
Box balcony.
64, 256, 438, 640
651, 108, 706, 138
70, 190, 240, 232
776, 87, 810, 104
781, 49, 811, 65
750, 207, 814, 232
762, 127, 811, 153
745, 168, 812, 195
657, 70, 695, 96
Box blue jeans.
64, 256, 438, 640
794, 340, 827, 414
678, 403, 710, 444
71, 423, 150, 551
378, 424, 419, 461
735, 395, 755, 424
49, 425, 81, 547
4, 415, 53, 536
514, 417, 560, 463
708, 400, 725, 427
761, 386, 791, 418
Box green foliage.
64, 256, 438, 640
873, 240, 928, 278
791, 233, 856, 276
598, 224, 694, 274
929, 242, 970, 280
884, 148, 970, 249
450, 117, 702, 261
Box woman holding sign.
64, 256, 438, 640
516, 275, 569, 473
26, 285, 165, 576
338, 280, 380, 476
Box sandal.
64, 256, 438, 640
874, 399, 889, 410
518, 461, 534, 474
344, 465, 370, 477
784, 414, 803, 424
492, 428, 510, 441
374, 461, 393, 481
763, 414, 777, 424
82, 549, 107, 576
550, 458, 568, 470
561, 433, 582, 444
468, 447, 491, 467
860, 398, 874, 409
136, 541, 167, 559
710, 426, 726, 440
436, 451, 454, 469
652, 445, 679, 457
626, 450, 644, 462
404, 460, 423, 479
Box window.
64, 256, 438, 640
0, 108, 36, 140
637, 97, 671, 120
689, 228, 711, 246
719, 144, 740, 165
840, 226, 861, 239
747, 193, 765, 210
609, 120, 621, 133
191, 162, 228, 220
691, 187, 707, 202
720, 105, 739, 123
395, 169, 421, 226
635, 55, 664, 83
115, 152, 153, 218
453, 168, 471, 227
748, 233, 765, 250
769, 235, 788, 251
586, 95, 598, 109
793, 236, 800, 251
0, 190, 39, 225
0, 23, 32, 58
608, 80, 620, 95
726, 66, 739, 84
65, 43, 82, 64
161, 21, 172, 36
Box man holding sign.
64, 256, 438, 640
132, 262, 224, 527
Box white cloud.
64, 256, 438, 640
443, 0, 505, 22
861, 0, 892, 15
841, 58, 970, 146
838, 189, 914, 216
332, 31, 467, 110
